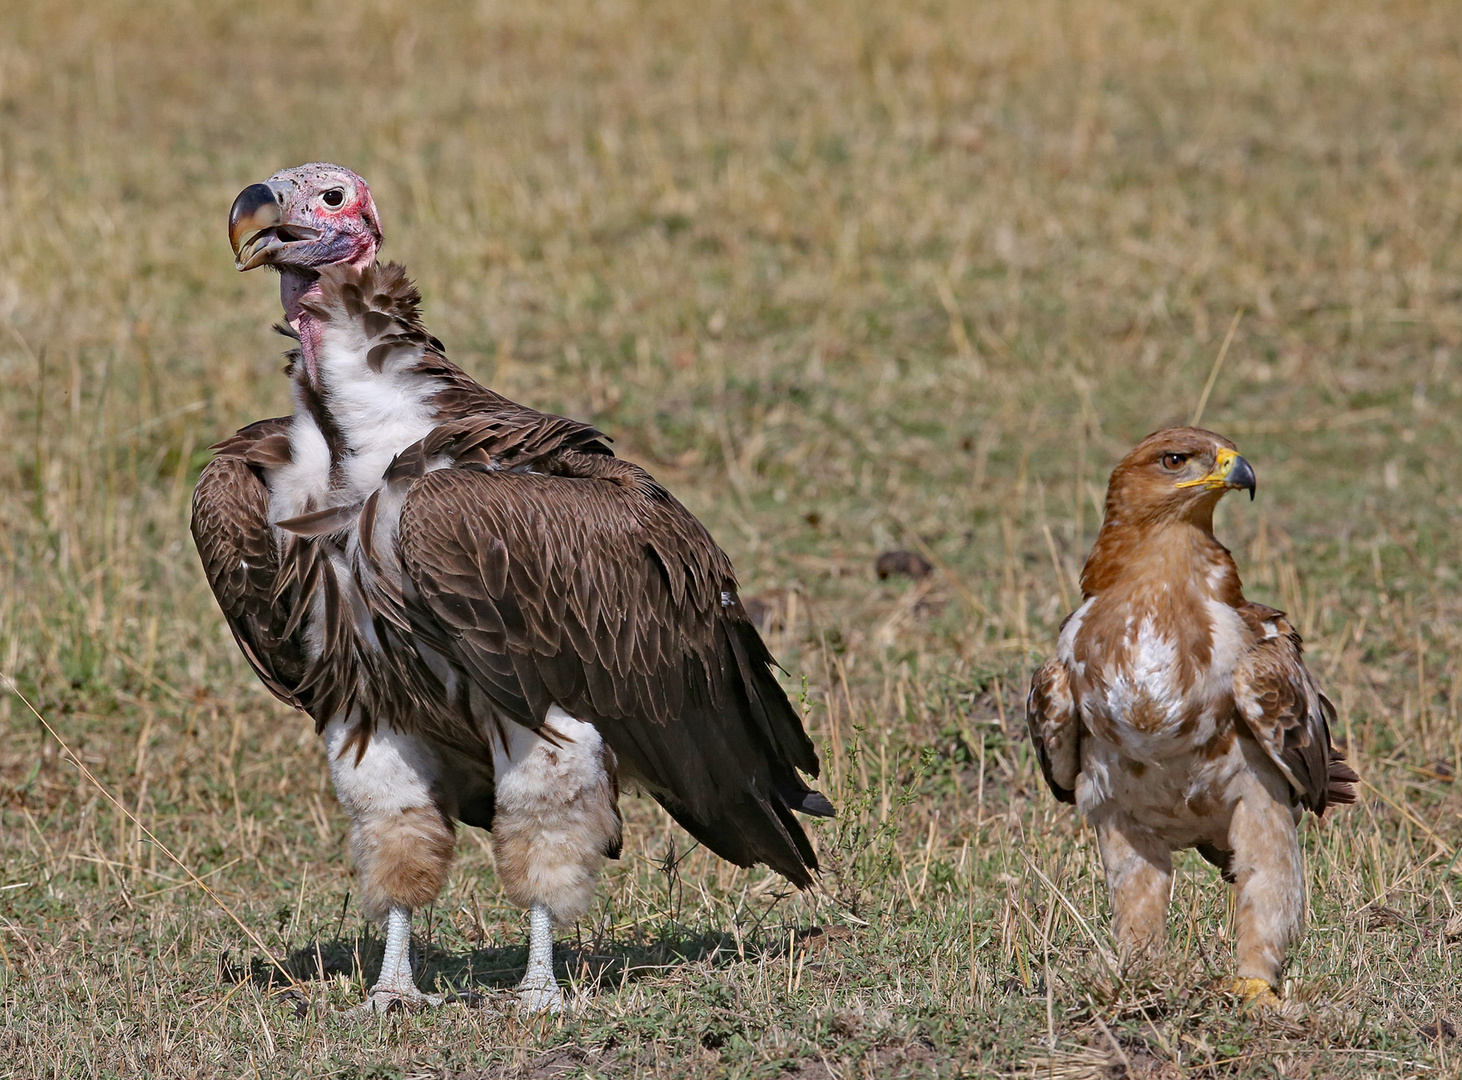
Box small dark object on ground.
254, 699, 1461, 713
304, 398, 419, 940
875, 550, 933, 580
1421, 1019, 1457, 1042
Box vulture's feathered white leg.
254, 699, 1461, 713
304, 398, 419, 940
516, 903, 562, 1015
359, 904, 444, 1012
492, 708, 622, 1015
325, 718, 455, 1012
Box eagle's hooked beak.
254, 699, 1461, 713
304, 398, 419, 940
1177, 447, 1257, 500
229, 181, 319, 271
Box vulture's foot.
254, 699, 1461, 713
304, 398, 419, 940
357, 983, 446, 1015
515, 902, 564, 1015
351, 904, 444, 1015
515, 972, 564, 1016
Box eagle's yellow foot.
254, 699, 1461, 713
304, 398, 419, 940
1224, 977, 1281, 1008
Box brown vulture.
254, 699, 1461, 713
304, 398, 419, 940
1026, 427, 1357, 1005
193, 163, 833, 1014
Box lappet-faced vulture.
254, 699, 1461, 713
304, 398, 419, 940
194, 163, 833, 1013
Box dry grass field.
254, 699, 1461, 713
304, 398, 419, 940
3, 0, 1462, 1075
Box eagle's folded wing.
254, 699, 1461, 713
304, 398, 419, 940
1027, 656, 1080, 804
1232, 604, 1358, 815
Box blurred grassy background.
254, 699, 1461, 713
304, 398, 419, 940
3, 0, 1462, 1076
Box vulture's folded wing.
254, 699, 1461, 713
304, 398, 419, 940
191, 421, 307, 709
396, 462, 833, 887
1232, 604, 1358, 815
1026, 657, 1080, 804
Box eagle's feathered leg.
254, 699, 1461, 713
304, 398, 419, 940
1094, 812, 1173, 957
358, 904, 444, 1012
1225, 763, 1303, 1004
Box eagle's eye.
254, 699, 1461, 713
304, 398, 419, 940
321, 188, 346, 209
1160, 452, 1187, 471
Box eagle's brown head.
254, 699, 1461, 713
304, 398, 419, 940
228, 162, 382, 274
1079, 427, 1256, 596
1103, 427, 1256, 529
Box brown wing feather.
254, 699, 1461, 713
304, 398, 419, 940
190, 452, 306, 709
396, 463, 833, 887
307, 262, 605, 429
1232, 604, 1358, 815
1026, 657, 1080, 804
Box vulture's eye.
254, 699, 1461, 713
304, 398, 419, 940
321, 189, 346, 209
1161, 452, 1188, 471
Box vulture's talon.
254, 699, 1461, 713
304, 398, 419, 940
356, 986, 446, 1015
515, 980, 564, 1016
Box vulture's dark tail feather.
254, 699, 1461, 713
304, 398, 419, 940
638, 615, 834, 890
650, 788, 818, 890
730, 619, 822, 779
786, 789, 836, 818
1325, 750, 1360, 810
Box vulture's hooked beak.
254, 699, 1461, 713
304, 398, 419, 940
229, 181, 320, 271
1177, 447, 1257, 500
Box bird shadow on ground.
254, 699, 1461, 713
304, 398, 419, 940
228, 923, 838, 1005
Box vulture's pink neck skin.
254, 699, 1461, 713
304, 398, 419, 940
283, 272, 326, 384
285, 239, 380, 385
280, 271, 317, 326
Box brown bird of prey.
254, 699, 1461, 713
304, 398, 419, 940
193, 163, 832, 1014
1026, 428, 1357, 1004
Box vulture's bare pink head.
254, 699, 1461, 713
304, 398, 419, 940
229, 163, 382, 275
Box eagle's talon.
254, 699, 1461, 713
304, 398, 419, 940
1224, 977, 1281, 1008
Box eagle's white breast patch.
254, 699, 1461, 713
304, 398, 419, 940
1105, 616, 1183, 725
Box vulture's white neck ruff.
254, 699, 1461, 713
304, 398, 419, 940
268, 295, 444, 526
309, 309, 443, 499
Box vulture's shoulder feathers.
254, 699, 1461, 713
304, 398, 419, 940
394, 463, 832, 886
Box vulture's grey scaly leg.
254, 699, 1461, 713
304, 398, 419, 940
515, 903, 562, 1014
359, 905, 443, 1012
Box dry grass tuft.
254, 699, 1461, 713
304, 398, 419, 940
3, 0, 1462, 1075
